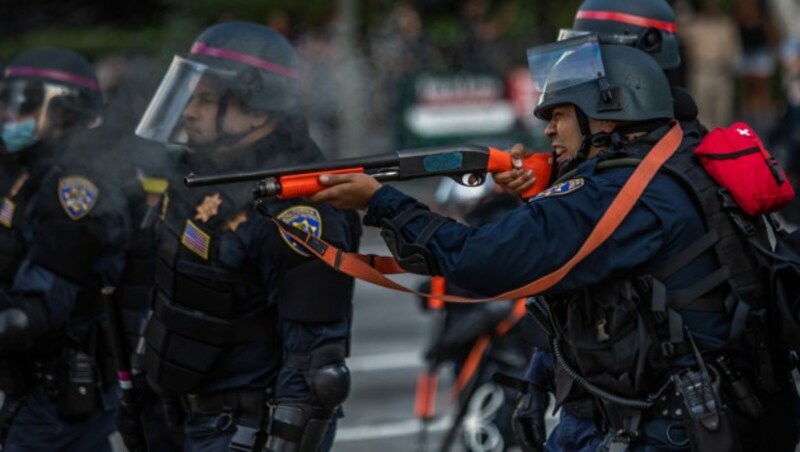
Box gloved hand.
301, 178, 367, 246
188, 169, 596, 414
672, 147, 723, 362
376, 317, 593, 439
115, 373, 150, 452
512, 382, 549, 452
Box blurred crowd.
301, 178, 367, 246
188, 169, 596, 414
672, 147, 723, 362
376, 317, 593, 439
5, 0, 800, 225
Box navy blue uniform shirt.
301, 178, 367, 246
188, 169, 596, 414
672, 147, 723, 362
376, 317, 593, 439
364, 131, 730, 349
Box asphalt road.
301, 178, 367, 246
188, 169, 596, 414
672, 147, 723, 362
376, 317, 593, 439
332, 225, 446, 452
332, 179, 546, 452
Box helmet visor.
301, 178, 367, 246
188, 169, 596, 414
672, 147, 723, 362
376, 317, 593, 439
527, 34, 605, 102
1, 79, 78, 123
135, 55, 236, 146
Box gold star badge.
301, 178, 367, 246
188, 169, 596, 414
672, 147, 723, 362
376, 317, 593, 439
226, 210, 248, 232
195, 193, 222, 223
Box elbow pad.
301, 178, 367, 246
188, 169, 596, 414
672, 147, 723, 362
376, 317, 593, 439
380, 208, 446, 275
0, 295, 52, 353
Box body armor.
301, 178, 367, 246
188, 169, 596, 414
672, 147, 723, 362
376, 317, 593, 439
143, 165, 280, 396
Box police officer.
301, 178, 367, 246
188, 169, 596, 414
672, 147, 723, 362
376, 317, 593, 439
308, 39, 798, 451
0, 48, 130, 450
495, 1, 698, 449
496, 0, 697, 195
130, 22, 360, 451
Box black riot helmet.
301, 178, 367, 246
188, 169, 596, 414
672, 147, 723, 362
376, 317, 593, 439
1, 48, 103, 153
136, 21, 300, 148
559, 0, 680, 70
530, 36, 673, 160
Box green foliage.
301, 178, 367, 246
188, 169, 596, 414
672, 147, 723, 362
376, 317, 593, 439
0, 19, 203, 62
1, 0, 587, 63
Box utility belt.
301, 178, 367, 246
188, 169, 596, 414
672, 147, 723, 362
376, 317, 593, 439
179, 389, 270, 452
0, 349, 105, 421
554, 329, 764, 452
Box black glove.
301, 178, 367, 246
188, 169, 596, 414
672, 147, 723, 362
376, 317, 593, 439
512, 382, 549, 452
115, 374, 150, 452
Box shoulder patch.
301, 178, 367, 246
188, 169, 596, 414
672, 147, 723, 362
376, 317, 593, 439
530, 178, 585, 202
58, 176, 99, 220
181, 220, 211, 260
276, 205, 323, 257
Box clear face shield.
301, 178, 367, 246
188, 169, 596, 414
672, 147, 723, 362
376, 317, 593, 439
526, 33, 606, 115
135, 55, 237, 147
0, 79, 80, 152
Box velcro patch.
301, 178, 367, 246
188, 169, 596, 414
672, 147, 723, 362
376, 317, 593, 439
530, 178, 585, 202
277, 205, 323, 257
182, 220, 211, 260
58, 176, 99, 220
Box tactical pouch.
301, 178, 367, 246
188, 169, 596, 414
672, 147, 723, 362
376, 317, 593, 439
672, 368, 740, 452
694, 121, 795, 215
559, 278, 668, 398
57, 350, 98, 420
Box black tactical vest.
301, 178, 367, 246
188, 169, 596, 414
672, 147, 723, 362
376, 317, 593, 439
0, 165, 45, 286
143, 170, 280, 395
552, 123, 770, 400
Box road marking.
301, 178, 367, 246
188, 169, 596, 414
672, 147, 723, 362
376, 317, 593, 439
346, 351, 423, 372
336, 410, 561, 442
337, 413, 453, 441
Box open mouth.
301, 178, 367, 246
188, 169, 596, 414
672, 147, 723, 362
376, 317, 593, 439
553, 146, 571, 166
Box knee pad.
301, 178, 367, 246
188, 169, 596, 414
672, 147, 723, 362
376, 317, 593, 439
308, 340, 351, 410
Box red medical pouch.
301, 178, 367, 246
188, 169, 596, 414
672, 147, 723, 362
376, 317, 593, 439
694, 122, 795, 215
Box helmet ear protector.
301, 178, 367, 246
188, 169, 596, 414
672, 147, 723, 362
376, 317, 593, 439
636, 27, 663, 54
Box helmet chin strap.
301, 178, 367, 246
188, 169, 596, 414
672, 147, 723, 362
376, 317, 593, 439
574, 107, 610, 164
572, 109, 668, 166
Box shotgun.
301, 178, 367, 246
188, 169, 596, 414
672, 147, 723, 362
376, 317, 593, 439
184, 144, 553, 199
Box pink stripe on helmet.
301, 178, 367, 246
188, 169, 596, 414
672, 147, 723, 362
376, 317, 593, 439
190, 41, 299, 79
576, 10, 677, 33
5, 67, 101, 92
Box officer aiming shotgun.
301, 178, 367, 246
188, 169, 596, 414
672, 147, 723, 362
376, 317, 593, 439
184, 144, 553, 199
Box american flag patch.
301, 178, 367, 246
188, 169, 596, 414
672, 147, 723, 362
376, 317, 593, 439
181, 220, 211, 260
0, 198, 14, 228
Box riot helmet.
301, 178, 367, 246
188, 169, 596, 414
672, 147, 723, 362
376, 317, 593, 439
1, 48, 103, 153
559, 0, 680, 70
136, 21, 300, 149
529, 35, 673, 161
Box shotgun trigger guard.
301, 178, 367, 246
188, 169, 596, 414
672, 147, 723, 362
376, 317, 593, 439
453, 172, 487, 187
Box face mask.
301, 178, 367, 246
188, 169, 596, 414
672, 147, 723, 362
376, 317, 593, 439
2, 119, 39, 153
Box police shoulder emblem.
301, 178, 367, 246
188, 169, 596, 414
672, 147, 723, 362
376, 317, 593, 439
58, 176, 99, 220
530, 178, 585, 202
276, 205, 323, 257
182, 219, 212, 260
